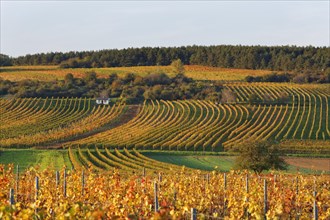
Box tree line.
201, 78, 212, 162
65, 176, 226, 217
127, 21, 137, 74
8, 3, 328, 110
1, 45, 329, 72
0, 70, 223, 104
0, 72, 295, 105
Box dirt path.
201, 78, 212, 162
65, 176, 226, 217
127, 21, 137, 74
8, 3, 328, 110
285, 157, 330, 171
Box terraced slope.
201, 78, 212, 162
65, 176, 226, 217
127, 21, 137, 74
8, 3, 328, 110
0, 98, 126, 147
65, 84, 329, 152
68, 147, 188, 173
1, 83, 329, 152
63, 83, 330, 150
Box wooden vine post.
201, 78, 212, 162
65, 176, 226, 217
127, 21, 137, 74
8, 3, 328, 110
264, 179, 268, 220
154, 182, 159, 212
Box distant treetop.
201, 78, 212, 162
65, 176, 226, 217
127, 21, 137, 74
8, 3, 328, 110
0, 54, 13, 67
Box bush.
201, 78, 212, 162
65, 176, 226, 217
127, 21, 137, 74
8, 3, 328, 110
221, 88, 237, 103
144, 73, 171, 86
248, 93, 261, 105
246, 73, 291, 83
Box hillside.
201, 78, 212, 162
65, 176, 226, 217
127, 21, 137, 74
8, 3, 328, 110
1, 82, 329, 153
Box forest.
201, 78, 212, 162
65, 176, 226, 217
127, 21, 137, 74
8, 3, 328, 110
1, 45, 329, 72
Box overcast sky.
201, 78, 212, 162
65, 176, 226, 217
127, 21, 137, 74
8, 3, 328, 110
1, 1, 329, 57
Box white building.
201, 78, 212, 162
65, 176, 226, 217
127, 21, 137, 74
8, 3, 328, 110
96, 97, 110, 105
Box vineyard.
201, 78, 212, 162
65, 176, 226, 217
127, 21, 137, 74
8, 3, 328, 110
0, 83, 329, 152
1, 80, 329, 219
0, 65, 277, 82
68, 147, 189, 173
0, 98, 127, 147
1, 6, 329, 219
66, 83, 329, 153
1, 164, 329, 219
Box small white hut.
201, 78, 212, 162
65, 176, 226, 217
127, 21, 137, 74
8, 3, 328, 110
96, 97, 110, 105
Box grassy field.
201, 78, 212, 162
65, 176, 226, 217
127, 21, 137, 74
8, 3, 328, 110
0, 149, 72, 171
146, 154, 233, 171
0, 65, 279, 82
145, 152, 329, 174
1, 149, 328, 174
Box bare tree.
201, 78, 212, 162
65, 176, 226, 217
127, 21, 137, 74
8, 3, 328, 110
221, 88, 237, 103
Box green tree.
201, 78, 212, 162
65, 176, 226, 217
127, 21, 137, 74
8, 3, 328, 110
122, 73, 135, 84
276, 92, 290, 104
64, 73, 74, 85
108, 73, 118, 85
234, 140, 287, 174
84, 71, 97, 83
143, 88, 155, 100
171, 59, 185, 75
0, 54, 13, 66
248, 93, 261, 105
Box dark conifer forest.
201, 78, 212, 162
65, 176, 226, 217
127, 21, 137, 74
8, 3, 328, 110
2, 45, 329, 71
